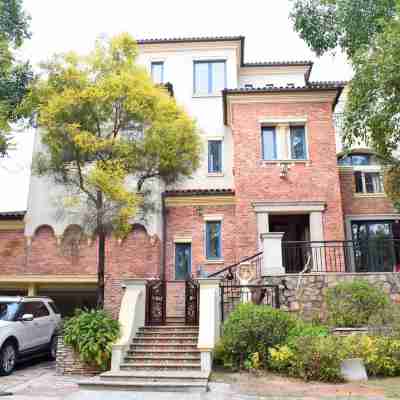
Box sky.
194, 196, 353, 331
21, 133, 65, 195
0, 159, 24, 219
0, 0, 353, 212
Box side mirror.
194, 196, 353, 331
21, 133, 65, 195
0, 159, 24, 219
21, 314, 34, 322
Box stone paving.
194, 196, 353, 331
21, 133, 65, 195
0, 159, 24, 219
0, 360, 397, 399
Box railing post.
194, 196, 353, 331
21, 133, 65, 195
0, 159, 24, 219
261, 232, 285, 276
197, 278, 221, 373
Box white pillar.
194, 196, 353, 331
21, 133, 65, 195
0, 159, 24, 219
310, 212, 325, 271
111, 279, 147, 372
261, 232, 285, 276
197, 278, 221, 373
256, 213, 269, 250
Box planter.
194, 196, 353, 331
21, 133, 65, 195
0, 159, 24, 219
331, 327, 369, 336
341, 358, 368, 382
56, 335, 100, 376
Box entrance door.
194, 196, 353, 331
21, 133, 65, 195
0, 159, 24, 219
175, 243, 191, 280
351, 221, 395, 272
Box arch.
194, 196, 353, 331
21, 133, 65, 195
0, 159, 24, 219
61, 224, 84, 258
131, 223, 148, 235
33, 224, 55, 238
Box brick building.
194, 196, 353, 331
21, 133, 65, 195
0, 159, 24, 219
0, 36, 397, 317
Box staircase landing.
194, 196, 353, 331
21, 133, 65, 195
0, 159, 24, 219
78, 324, 209, 393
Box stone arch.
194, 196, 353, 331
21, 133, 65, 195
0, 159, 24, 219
33, 224, 56, 239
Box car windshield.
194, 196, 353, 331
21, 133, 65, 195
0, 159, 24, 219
0, 302, 20, 321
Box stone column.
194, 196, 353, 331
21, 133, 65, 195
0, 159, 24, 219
256, 212, 269, 250
27, 283, 36, 296
261, 232, 285, 276
310, 211, 325, 272
197, 278, 221, 373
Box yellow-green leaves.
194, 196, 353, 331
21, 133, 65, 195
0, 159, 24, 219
32, 33, 201, 238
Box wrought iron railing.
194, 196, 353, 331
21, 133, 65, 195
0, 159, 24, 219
283, 239, 400, 273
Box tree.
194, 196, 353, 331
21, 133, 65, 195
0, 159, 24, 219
0, 0, 32, 156
290, 0, 400, 206
31, 34, 202, 308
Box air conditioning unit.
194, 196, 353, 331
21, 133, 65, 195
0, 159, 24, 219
244, 84, 254, 90
286, 83, 295, 88
265, 84, 274, 89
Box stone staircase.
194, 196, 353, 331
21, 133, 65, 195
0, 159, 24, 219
78, 324, 209, 393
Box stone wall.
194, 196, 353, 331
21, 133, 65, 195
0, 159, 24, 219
56, 335, 100, 376
264, 272, 400, 320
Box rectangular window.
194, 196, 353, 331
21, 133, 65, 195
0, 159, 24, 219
194, 60, 226, 95
151, 61, 164, 84
290, 126, 307, 160
261, 127, 277, 160
354, 171, 384, 193
206, 221, 222, 260
208, 140, 222, 173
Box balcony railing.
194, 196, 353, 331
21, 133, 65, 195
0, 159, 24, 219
283, 240, 400, 273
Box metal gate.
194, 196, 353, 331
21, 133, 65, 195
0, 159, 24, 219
145, 280, 166, 325
185, 278, 199, 325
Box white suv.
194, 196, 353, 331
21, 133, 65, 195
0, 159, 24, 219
0, 296, 62, 375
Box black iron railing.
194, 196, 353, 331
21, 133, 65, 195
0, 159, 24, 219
283, 239, 400, 273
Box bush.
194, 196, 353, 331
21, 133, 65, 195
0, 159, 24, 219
326, 280, 390, 327
64, 309, 120, 370
269, 335, 345, 382
287, 320, 329, 345
218, 303, 297, 368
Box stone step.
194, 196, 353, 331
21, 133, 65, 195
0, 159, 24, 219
120, 362, 201, 371
124, 358, 200, 366
101, 370, 208, 382
127, 349, 200, 356
133, 335, 197, 341
126, 354, 200, 361
142, 325, 198, 329
138, 331, 199, 337
132, 338, 197, 345
78, 379, 207, 393
130, 344, 198, 352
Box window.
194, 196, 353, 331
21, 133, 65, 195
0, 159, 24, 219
151, 62, 164, 84
338, 153, 376, 166
208, 140, 222, 173
194, 60, 226, 95
261, 127, 277, 160
355, 171, 384, 194
206, 221, 222, 260
290, 126, 307, 160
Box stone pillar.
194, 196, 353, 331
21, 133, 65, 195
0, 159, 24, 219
256, 213, 269, 250
197, 278, 221, 373
261, 232, 285, 276
27, 283, 36, 296
310, 211, 325, 272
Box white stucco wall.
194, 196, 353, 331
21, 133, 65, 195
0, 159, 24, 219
239, 72, 306, 88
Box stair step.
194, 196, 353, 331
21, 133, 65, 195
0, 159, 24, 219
101, 370, 208, 380
126, 355, 200, 361
127, 350, 200, 355
120, 363, 201, 370
138, 331, 199, 337
134, 336, 197, 340
130, 344, 198, 352
78, 379, 207, 393
142, 325, 198, 329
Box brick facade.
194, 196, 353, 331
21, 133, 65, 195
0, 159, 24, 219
339, 169, 396, 216
231, 101, 345, 258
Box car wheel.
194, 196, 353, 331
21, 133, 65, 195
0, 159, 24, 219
0, 341, 17, 376
48, 336, 57, 361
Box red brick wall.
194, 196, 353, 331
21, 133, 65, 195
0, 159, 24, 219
339, 169, 397, 215
231, 101, 345, 258
0, 224, 160, 319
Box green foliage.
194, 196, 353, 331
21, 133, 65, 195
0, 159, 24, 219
290, 0, 397, 58
217, 303, 297, 368
287, 319, 329, 345
326, 280, 390, 327
0, 0, 32, 156
63, 309, 120, 370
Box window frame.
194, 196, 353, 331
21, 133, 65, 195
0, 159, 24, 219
193, 60, 227, 95
354, 171, 384, 194
261, 126, 278, 161
208, 140, 223, 173
151, 61, 164, 84
288, 125, 308, 160
205, 220, 222, 260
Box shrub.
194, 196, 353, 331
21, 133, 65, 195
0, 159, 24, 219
326, 280, 390, 327
219, 303, 297, 368
287, 320, 329, 346
64, 309, 120, 370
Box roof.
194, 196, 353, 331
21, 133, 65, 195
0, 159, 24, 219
164, 189, 235, 197
136, 35, 313, 80
0, 210, 26, 218
223, 82, 346, 124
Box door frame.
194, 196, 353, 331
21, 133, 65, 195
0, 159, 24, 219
174, 242, 192, 280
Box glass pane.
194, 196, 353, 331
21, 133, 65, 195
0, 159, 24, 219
151, 62, 164, 84
262, 127, 277, 160
206, 222, 221, 259
208, 140, 222, 172
351, 154, 371, 165
175, 244, 191, 280
211, 61, 225, 92
354, 171, 364, 193
194, 62, 209, 94
365, 172, 383, 193
338, 156, 351, 165
290, 126, 306, 159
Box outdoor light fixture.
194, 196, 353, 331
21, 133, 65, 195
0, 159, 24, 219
279, 163, 289, 179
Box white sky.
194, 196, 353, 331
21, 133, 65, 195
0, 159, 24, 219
0, 0, 353, 212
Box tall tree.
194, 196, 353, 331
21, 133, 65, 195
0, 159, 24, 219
31, 34, 201, 308
290, 0, 400, 206
0, 0, 32, 156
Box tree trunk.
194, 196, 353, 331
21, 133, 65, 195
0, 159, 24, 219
96, 191, 105, 309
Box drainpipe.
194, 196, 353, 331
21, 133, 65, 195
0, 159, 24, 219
161, 192, 167, 281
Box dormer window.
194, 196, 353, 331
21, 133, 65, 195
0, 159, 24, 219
194, 60, 226, 95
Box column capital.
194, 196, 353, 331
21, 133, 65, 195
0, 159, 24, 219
261, 232, 285, 240
121, 279, 148, 288
197, 278, 221, 288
